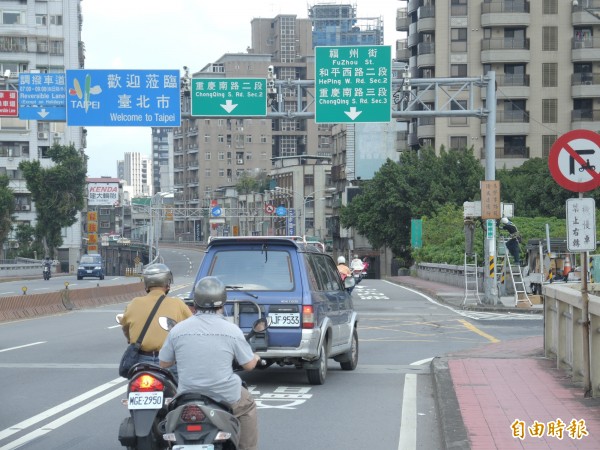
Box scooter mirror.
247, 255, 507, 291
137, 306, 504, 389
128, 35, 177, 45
115, 313, 123, 324
158, 316, 177, 331
344, 276, 356, 289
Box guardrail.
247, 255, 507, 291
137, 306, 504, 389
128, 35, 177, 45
543, 283, 600, 398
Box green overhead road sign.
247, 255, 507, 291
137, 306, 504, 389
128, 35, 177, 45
191, 78, 267, 117
315, 45, 391, 123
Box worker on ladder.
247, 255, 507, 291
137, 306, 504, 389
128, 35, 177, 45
498, 217, 522, 265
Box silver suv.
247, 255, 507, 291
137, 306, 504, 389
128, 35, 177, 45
193, 236, 359, 385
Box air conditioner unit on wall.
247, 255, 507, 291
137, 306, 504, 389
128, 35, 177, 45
38, 131, 48, 139
22, 205, 30, 211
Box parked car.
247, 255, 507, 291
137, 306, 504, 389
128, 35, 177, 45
117, 237, 131, 245
77, 254, 104, 280
192, 236, 359, 385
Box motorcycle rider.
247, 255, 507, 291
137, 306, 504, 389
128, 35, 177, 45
42, 256, 52, 278
350, 254, 365, 283
120, 263, 192, 366
336, 256, 354, 293
159, 276, 260, 450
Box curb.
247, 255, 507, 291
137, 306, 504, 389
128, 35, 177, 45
431, 357, 470, 450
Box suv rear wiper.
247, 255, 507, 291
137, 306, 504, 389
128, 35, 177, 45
226, 285, 259, 299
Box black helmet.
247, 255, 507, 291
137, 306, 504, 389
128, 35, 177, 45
143, 263, 173, 292
193, 276, 227, 309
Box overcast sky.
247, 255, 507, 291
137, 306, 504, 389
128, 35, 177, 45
81, 0, 400, 178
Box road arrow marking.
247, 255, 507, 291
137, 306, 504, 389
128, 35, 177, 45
344, 107, 362, 120
220, 100, 238, 113
37, 108, 49, 119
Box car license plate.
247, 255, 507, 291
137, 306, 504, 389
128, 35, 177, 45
172, 446, 214, 450
87, 270, 92, 273
128, 391, 163, 410
268, 312, 300, 327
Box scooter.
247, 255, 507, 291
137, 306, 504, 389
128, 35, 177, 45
43, 265, 51, 280
116, 315, 178, 450
159, 315, 269, 450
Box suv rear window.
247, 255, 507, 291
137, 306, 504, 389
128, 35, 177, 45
81, 255, 101, 264
207, 249, 294, 291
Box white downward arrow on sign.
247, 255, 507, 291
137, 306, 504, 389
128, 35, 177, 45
38, 108, 49, 118
344, 107, 362, 120
221, 100, 238, 113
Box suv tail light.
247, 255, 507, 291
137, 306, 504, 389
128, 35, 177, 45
130, 374, 164, 392
302, 305, 314, 329
181, 404, 206, 423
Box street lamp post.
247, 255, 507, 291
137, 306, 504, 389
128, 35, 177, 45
148, 190, 175, 263
303, 188, 336, 238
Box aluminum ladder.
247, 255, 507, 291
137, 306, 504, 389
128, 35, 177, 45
499, 236, 532, 307
463, 253, 481, 305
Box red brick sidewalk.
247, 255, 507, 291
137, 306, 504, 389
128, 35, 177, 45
448, 337, 600, 449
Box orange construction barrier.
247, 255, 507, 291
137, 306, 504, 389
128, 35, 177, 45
563, 255, 572, 277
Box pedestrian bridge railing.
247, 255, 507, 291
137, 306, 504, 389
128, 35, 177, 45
543, 283, 600, 398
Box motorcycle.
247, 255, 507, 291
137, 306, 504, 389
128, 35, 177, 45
159, 315, 268, 450
43, 264, 51, 280
116, 305, 269, 450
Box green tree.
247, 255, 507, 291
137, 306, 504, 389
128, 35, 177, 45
340, 148, 484, 266
0, 174, 15, 248
19, 144, 86, 257
235, 172, 269, 194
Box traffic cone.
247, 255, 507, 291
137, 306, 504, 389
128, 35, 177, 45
563, 255, 572, 277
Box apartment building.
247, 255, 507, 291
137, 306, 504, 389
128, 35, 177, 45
396, 0, 592, 169
118, 152, 153, 198
0, 0, 85, 267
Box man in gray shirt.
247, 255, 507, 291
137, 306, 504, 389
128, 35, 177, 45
160, 277, 260, 450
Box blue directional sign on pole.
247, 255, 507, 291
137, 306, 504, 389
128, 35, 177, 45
315, 45, 391, 123
19, 73, 67, 121
191, 78, 267, 117
66, 70, 180, 126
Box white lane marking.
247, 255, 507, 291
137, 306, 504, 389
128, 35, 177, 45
398, 373, 417, 450
107, 325, 121, 329
0, 291, 16, 295
1, 384, 127, 450
382, 280, 541, 321
0, 342, 46, 353
410, 357, 433, 366
0, 377, 126, 442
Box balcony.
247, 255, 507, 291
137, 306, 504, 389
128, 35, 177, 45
407, 0, 419, 14
407, 23, 419, 48
481, 38, 530, 63
481, 1, 530, 27
483, 74, 530, 99
480, 146, 530, 160
417, 5, 435, 33
572, 109, 600, 129
572, 37, 600, 62
416, 116, 435, 139
396, 39, 411, 62
396, 9, 409, 32
482, 110, 530, 135
417, 43, 435, 68
572, 1, 600, 26
572, 73, 600, 97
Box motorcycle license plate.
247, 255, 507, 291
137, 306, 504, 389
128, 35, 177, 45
268, 312, 300, 327
128, 391, 163, 409
172, 446, 214, 450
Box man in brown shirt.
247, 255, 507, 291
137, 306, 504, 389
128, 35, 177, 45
120, 263, 192, 364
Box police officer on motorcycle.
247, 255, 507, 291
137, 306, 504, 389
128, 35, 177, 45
159, 277, 261, 450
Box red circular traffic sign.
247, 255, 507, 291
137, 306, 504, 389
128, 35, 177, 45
265, 204, 275, 214
548, 129, 600, 192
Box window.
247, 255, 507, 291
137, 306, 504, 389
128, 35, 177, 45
542, 63, 557, 87
542, 27, 558, 51
451, 28, 467, 52
217, 135, 224, 143
205, 152, 211, 160
218, 151, 225, 160
245, 135, 252, 143
205, 168, 211, 177
49, 15, 62, 26
451, 64, 467, 77
542, 135, 557, 158
450, 100, 468, 125
35, 14, 47, 26
542, 99, 557, 123
2, 11, 23, 25
260, 134, 268, 143
450, 136, 468, 150
204, 134, 210, 143
304, 174, 314, 186
50, 40, 64, 55
543, 0, 558, 14
219, 168, 225, 177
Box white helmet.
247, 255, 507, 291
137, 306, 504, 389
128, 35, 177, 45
500, 217, 509, 224
337, 256, 346, 264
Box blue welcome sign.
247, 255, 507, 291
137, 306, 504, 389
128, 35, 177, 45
65, 69, 181, 127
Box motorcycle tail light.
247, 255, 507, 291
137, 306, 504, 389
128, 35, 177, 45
130, 374, 164, 392
302, 305, 314, 329
186, 425, 203, 432
181, 404, 206, 422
